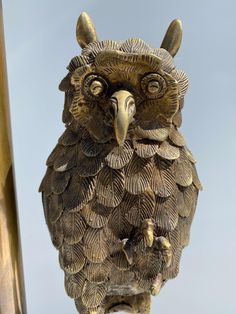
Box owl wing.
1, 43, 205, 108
122, 125, 201, 286
39, 125, 202, 312
39, 127, 133, 313
144, 126, 202, 281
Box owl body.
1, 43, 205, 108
40, 14, 201, 314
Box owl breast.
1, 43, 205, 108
39, 122, 201, 312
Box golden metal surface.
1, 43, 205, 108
142, 219, 154, 247
40, 12, 201, 314
0, 3, 27, 313
110, 90, 135, 146
76, 12, 98, 48
161, 19, 182, 57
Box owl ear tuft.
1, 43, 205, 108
161, 19, 182, 57
76, 12, 98, 48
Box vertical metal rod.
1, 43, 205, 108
0, 2, 27, 313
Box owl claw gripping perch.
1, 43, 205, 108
40, 12, 201, 314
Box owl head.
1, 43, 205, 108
59, 12, 188, 145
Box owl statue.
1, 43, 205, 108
39, 12, 202, 314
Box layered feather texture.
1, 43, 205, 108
40, 37, 201, 314
40, 125, 201, 313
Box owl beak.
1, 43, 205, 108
110, 90, 135, 146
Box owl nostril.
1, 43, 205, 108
109, 98, 118, 118
127, 102, 136, 117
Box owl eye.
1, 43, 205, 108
83, 74, 108, 99
89, 80, 104, 96
141, 73, 167, 99
147, 80, 160, 94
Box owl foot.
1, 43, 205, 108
122, 238, 134, 265
142, 219, 154, 247
150, 273, 162, 296
155, 236, 172, 268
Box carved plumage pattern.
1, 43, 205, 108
40, 36, 201, 313
40, 126, 201, 312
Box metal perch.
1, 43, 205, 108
0, 2, 27, 313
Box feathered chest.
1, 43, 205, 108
39, 124, 201, 307
39, 11, 202, 314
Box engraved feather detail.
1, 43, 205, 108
40, 14, 200, 314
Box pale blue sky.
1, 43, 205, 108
2, 0, 236, 313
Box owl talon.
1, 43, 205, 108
122, 238, 134, 265
150, 274, 162, 296
142, 219, 154, 247
155, 236, 172, 268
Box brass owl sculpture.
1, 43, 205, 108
39, 12, 202, 314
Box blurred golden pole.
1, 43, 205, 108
0, 2, 27, 313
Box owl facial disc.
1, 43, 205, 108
110, 90, 136, 146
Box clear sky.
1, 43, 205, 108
2, 0, 236, 313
